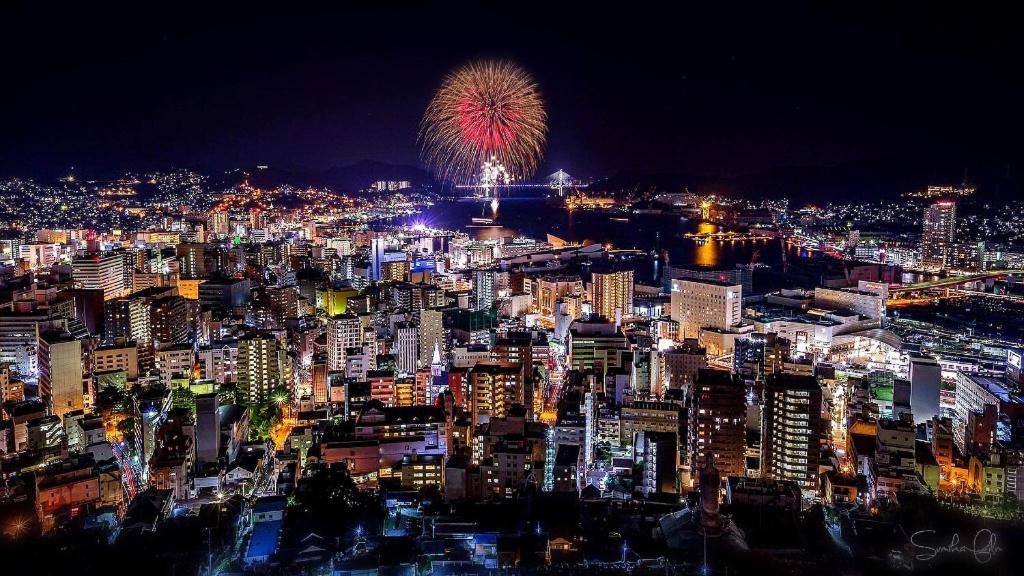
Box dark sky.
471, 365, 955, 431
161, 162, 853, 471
3, 2, 1023, 187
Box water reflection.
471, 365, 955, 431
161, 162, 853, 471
693, 222, 720, 267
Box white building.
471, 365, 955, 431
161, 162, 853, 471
72, 252, 126, 300
670, 279, 742, 340
326, 314, 362, 371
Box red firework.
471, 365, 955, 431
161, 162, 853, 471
420, 60, 547, 184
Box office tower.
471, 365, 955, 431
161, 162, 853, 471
690, 369, 746, 481
761, 373, 823, 490
37, 330, 84, 419
394, 322, 419, 375
195, 393, 220, 464
920, 200, 956, 269
237, 332, 285, 405
418, 308, 445, 370
473, 269, 499, 311
326, 314, 362, 371
590, 268, 634, 325
670, 279, 742, 341
72, 252, 126, 301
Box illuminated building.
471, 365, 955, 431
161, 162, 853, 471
566, 318, 631, 379
394, 322, 419, 375
761, 373, 823, 490
198, 340, 238, 384
94, 340, 139, 381
662, 343, 707, 392
589, 268, 634, 326
72, 252, 126, 301
327, 313, 362, 371
472, 269, 499, 311
469, 362, 522, 428
690, 369, 746, 483
237, 331, 286, 405
0, 308, 51, 376
37, 329, 84, 419
401, 452, 445, 489
619, 400, 681, 447
920, 200, 956, 269
670, 279, 742, 341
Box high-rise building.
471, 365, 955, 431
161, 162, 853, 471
37, 330, 84, 419
920, 200, 956, 269
394, 322, 419, 375
237, 332, 286, 405
590, 268, 634, 325
670, 279, 742, 341
473, 269, 499, 311
326, 314, 362, 371
72, 253, 126, 301
469, 362, 522, 428
0, 308, 51, 376
690, 369, 746, 482
761, 373, 823, 490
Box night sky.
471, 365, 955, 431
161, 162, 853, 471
3, 3, 1023, 194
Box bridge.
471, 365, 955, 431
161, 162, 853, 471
453, 169, 585, 193
887, 270, 1024, 296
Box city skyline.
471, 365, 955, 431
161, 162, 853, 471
1, 5, 1023, 576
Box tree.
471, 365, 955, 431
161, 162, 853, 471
171, 387, 196, 417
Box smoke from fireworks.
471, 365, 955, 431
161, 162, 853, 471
419, 60, 547, 184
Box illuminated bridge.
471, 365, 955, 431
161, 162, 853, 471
888, 270, 1024, 296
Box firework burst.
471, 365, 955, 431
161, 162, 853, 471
420, 60, 547, 184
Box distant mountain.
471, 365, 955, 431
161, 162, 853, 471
247, 160, 434, 192
712, 157, 1023, 204
585, 156, 1023, 203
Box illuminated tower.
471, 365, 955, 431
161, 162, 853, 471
590, 268, 634, 326
920, 200, 956, 269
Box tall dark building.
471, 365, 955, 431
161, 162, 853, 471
761, 373, 824, 490
689, 368, 746, 483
